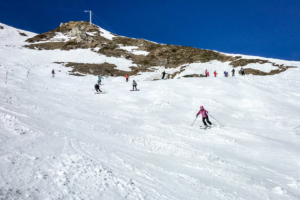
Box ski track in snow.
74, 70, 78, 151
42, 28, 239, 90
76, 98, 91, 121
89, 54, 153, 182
1, 22, 300, 200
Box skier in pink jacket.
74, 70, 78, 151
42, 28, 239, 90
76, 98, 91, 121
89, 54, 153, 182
196, 106, 212, 127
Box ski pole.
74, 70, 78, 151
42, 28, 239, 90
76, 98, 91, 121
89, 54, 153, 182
208, 114, 222, 125
293, 125, 300, 130
5, 70, 8, 84
191, 117, 197, 126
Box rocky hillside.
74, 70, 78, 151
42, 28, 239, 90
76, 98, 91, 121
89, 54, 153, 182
24, 21, 295, 78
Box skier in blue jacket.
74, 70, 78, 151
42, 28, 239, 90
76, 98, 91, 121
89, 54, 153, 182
98, 75, 103, 85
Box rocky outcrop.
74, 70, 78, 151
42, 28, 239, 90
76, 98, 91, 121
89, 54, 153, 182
0, 26, 3, 29
25, 21, 296, 78
19, 32, 27, 36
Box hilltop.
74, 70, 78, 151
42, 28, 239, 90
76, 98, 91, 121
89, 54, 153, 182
23, 21, 296, 79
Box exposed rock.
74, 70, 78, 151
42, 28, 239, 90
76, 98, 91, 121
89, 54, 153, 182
26, 21, 296, 78
19, 32, 27, 36
0, 26, 3, 29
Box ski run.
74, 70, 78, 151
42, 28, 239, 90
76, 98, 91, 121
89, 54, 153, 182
1, 22, 300, 200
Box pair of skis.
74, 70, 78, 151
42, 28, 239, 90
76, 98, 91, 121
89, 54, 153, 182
200, 125, 212, 130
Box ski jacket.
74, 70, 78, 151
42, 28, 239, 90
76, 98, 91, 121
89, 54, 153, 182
133, 81, 137, 86
95, 84, 99, 89
197, 109, 208, 118
125, 75, 129, 78
52, 70, 55, 74
98, 76, 102, 81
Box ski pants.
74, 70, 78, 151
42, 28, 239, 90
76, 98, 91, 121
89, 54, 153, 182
95, 88, 102, 92
162, 75, 165, 79
133, 85, 137, 90
126, 78, 128, 82
202, 116, 212, 126
98, 80, 101, 85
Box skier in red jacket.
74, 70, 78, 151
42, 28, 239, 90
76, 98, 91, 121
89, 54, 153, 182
214, 71, 217, 77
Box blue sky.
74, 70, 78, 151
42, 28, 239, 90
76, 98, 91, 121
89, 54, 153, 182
1, 0, 300, 61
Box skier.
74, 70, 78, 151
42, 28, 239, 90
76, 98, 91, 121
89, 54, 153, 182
196, 106, 212, 127
207, 71, 210, 77
162, 71, 167, 79
241, 67, 245, 75
232, 68, 235, 76
224, 71, 227, 77
125, 74, 129, 82
98, 75, 103, 85
51, 69, 55, 78
205, 69, 208, 77
94, 83, 102, 93
132, 80, 138, 90
214, 71, 217, 77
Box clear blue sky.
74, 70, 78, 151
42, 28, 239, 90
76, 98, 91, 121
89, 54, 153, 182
1, 0, 300, 61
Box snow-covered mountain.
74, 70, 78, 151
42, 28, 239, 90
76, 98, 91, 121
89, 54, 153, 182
22, 21, 297, 80
1, 22, 300, 200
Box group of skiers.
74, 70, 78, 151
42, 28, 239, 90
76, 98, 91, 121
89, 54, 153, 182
50, 69, 219, 128
94, 74, 139, 93
205, 67, 245, 77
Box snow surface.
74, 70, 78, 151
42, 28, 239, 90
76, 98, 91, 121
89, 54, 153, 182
118, 45, 150, 56
1, 23, 300, 200
98, 26, 115, 40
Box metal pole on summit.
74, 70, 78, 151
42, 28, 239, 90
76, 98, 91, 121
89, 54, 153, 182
85, 10, 92, 25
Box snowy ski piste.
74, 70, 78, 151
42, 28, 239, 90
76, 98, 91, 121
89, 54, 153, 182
1, 22, 300, 200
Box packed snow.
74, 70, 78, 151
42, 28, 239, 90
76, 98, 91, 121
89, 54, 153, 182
118, 45, 150, 56
1, 22, 300, 200
98, 26, 115, 40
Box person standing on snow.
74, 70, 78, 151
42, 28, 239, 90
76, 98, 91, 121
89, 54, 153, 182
52, 69, 55, 78
241, 67, 245, 75
214, 71, 217, 77
132, 80, 138, 90
232, 68, 235, 76
205, 69, 208, 77
94, 83, 102, 93
196, 106, 212, 127
98, 75, 103, 85
162, 71, 167, 79
125, 74, 129, 82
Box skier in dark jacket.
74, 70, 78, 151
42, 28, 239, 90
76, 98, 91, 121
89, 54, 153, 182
232, 68, 235, 76
241, 67, 245, 75
94, 83, 102, 93
162, 71, 167, 79
132, 80, 138, 90
52, 69, 55, 78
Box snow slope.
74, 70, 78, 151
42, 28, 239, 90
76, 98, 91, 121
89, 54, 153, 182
1, 23, 300, 200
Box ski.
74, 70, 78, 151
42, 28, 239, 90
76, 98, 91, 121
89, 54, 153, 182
130, 90, 140, 91
200, 126, 211, 130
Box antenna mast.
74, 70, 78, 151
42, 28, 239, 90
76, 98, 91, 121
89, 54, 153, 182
85, 10, 92, 25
